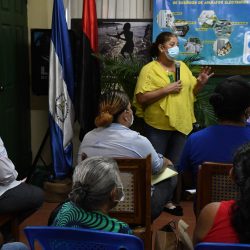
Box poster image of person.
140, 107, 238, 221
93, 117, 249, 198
97, 19, 152, 60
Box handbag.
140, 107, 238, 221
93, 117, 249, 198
154, 220, 194, 250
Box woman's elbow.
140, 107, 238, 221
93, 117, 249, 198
136, 93, 146, 105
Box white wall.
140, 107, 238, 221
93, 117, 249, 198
28, 0, 152, 165
28, 0, 53, 164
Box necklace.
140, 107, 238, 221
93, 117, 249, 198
157, 61, 175, 82
157, 60, 174, 73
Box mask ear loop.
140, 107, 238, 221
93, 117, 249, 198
158, 43, 166, 53
114, 186, 125, 203
245, 109, 250, 121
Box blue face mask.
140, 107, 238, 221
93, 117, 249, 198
166, 46, 179, 59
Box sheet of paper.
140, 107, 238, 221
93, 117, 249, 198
151, 168, 178, 185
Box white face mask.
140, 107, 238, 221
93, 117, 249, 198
125, 109, 134, 127
165, 46, 180, 60
130, 113, 134, 127
114, 186, 125, 202
245, 107, 250, 122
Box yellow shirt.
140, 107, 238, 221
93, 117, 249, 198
133, 60, 197, 135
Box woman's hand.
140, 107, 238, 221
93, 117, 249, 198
166, 80, 182, 94
194, 66, 214, 95
197, 66, 214, 85
136, 80, 182, 106
136, 80, 182, 105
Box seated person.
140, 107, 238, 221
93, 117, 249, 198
179, 75, 250, 188
51, 156, 132, 234
0, 137, 44, 222
193, 142, 250, 244
77, 90, 180, 219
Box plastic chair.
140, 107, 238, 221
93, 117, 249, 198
195, 242, 250, 249
24, 226, 144, 250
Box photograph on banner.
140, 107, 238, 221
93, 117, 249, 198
98, 19, 152, 60
153, 0, 250, 65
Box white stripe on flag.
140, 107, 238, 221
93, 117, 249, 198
49, 0, 74, 178
49, 42, 74, 148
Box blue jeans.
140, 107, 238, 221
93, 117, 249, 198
144, 123, 187, 205
1, 242, 29, 250
144, 123, 186, 166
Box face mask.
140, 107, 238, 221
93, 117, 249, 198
114, 186, 125, 202
130, 113, 134, 127
125, 109, 134, 127
166, 46, 179, 59
245, 108, 250, 122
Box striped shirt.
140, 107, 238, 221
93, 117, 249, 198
52, 201, 132, 235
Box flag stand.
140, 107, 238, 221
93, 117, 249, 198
27, 127, 72, 203
26, 128, 50, 183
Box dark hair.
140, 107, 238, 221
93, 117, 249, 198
123, 22, 131, 30
150, 32, 177, 58
209, 75, 250, 122
231, 142, 250, 243
95, 90, 130, 127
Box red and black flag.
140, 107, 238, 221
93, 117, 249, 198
76, 0, 101, 140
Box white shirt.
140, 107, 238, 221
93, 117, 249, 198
0, 137, 21, 196
77, 123, 164, 175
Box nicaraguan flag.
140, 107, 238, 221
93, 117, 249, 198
49, 0, 74, 178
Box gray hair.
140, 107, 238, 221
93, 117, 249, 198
69, 156, 123, 211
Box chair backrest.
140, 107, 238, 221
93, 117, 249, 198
195, 242, 250, 249
196, 162, 239, 216
24, 226, 144, 250
110, 155, 152, 250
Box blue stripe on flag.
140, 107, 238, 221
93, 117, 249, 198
51, 0, 74, 100
49, 0, 74, 178
49, 114, 73, 177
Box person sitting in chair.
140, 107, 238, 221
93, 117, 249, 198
179, 75, 250, 188
0, 137, 44, 222
50, 156, 132, 235
193, 142, 250, 244
77, 90, 181, 219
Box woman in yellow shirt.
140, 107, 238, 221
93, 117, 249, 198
134, 32, 213, 209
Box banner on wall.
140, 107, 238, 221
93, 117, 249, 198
153, 0, 250, 65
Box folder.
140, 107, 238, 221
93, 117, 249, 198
151, 167, 178, 185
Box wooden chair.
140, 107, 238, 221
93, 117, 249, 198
196, 162, 239, 216
110, 155, 152, 250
